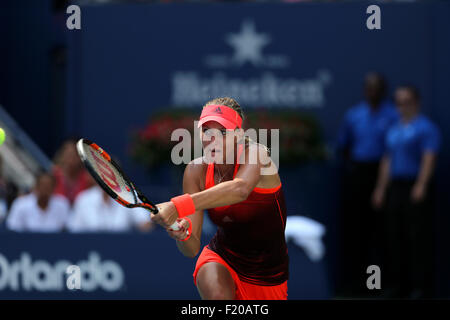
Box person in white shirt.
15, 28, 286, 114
6, 173, 70, 233
67, 185, 153, 233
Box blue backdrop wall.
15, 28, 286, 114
63, 2, 450, 297
2, 2, 450, 297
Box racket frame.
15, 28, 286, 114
76, 138, 159, 214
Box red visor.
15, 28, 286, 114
197, 105, 243, 129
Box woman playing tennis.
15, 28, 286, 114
151, 97, 289, 300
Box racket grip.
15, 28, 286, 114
152, 205, 180, 231
169, 221, 180, 231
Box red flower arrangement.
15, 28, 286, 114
130, 108, 327, 169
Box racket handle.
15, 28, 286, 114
150, 205, 180, 231
169, 221, 180, 231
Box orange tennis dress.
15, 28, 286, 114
193, 148, 289, 300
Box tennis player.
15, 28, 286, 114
151, 97, 289, 300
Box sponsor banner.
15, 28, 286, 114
67, 3, 432, 177
0, 232, 198, 299
0, 251, 123, 292
171, 71, 330, 109
0, 232, 330, 299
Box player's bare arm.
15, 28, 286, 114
151, 144, 278, 232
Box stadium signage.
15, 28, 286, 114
170, 20, 332, 108
0, 251, 124, 292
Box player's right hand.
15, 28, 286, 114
166, 218, 191, 241
151, 201, 179, 229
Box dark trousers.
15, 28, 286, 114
338, 161, 384, 296
384, 179, 435, 298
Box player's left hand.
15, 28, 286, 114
151, 201, 179, 228
166, 218, 191, 241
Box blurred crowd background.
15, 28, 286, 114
0, 0, 449, 299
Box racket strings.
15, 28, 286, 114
83, 143, 137, 204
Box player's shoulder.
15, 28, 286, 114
183, 157, 207, 190
243, 141, 272, 167
184, 157, 207, 176
246, 140, 269, 155
186, 156, 207, 167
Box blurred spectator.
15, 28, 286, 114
52, 138, 92, 206
67, 183, 154, 233
372, 85, 441, 299
6, 172, 70, 232
0, 155, 19, 225
336, 72, 398, 296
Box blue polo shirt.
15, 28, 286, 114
337, 100, 399, 162
386, 114, 441, 179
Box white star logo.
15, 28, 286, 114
225, 20, 271, 67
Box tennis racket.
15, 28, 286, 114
76, 138, 179, 230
